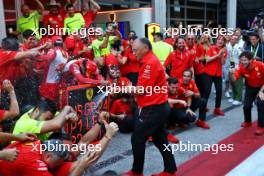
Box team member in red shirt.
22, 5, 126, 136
82, 0, 100, 28
0, 132, 36, 161
43, 0, 64, 35
107, 65, 131, 87
0, 139, 69, 176
167, 77, 195, 128
64, 34, 93, 60
116, 35, 139, 86
65, 58, 108, 86
0, 37, 41, 89
230, 51, 264, 135
38, 36, 69, 104
122, 38, 177, 176
178, 70, 209, 129
110, 94, 135, 133
204, 35, 227, 116
0, 80, 19, 122
164, 37, 194, 79
194, 35, 211, 99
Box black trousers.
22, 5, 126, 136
168, 97, 206, 124
204, 74, 222, 108
243, 85, 260, 123
169, 108, 196, 124
131, 102, 177, 174
125, 72, 138, 86
115, 117, 135, 133
195, 73, 206, 99
191, 97, 207, 121
256, 96, 264, 127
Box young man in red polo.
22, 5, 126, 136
178, 70, 209, 129
122, 38, 177, 176
230, 51, 264, 135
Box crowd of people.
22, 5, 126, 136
0, 0, 264, 176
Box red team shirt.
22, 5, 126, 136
0, 50, 28, 89
110, 99, 132, 115
120, 47, 140, 75
137, 51, 168, 108
204, 45, 227, 77
235, 60, 264, 88
43, 13, 64, 31
164, 49, 193, 79
0, 141, 52, 176
168, 86, 186, 109
0, 110, 6, 121
193, 44, 207, 75
0, 141, 74, 176
83, 10, 97, 28
164, 38, 175, 46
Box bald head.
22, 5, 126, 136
132, 38, 152, 60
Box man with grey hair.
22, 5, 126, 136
122, 38, 177, 176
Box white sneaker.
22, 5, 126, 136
225, 91, 231, 98
228, 98, 234, 103
232, 100, 242, 106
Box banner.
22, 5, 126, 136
64, 85, 109, 143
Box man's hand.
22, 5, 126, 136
117, 114, 126, 120
184, 90, 194, 97
186, 108, 196, 116
65, 112, 78, 121
98, 111, 110, 122
3, 80, 14, 93
229, 68, 236, 74
79, 150, 100, 168
103, 121, 119, 139
258, 91, 264, 101
178, 100, 187, 107
15, 133, 37, 142
0, 148, 19, 162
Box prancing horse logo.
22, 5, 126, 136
86, 89, 94, 101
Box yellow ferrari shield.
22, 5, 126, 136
86, 89, 94, 101
145, 23, 160, 42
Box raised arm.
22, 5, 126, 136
0, 80, 19, 121
40, 106, 77, 133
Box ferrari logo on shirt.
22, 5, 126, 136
142, 65, 151, 79
255, 67, 259, 72
86, 88, 94, 101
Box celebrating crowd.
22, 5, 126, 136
0, 0, 264, 176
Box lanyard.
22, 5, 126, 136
251, 43, 259, 58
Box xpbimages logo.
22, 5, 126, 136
31, 141, 102, 155
163, 27, 234, 38
163, 141, 234, 155
97, 85, 168, 96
